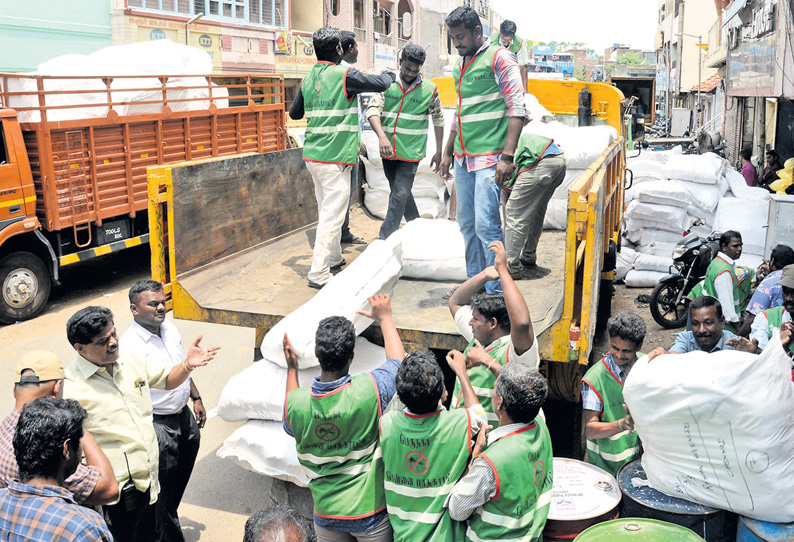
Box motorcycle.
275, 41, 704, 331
649, 220, 722, 329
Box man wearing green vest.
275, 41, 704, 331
366, 44, 445, 240
744, 264, 794, 355
282, 294, 403, 542
581, 312, 645, 476
686, 230, 753, 332
380, 350, 487, 541
439, 6, 526, 295
288, 27, 395, 289
448, 241, 539, 428
448, 363, 553, 542
491, 20, 529, 92
503, 133, 566, 279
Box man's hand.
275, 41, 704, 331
430, 151, 442, 173
488, 241, 508, 273
472, 424, 492, 457
378, 136, 394, 159
482, 266, 500, 282
644, 346, 666, 362
725, 336, 760, 353
282, 333, 299, 370
440, 153, 453, 181
193, 399, 207, 429
356, 294, 393, 323
622, 404, 635, 434
465, 339, 493, 369
781, 322, 793, 351
494, 157, 514, 187
446, 350, 468, 376
185, 335, 221, 370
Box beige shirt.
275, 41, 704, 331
64, 353, 170, 504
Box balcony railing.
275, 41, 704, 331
354, 27, 366, 44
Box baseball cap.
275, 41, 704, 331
780, 264, 794, 290
14, 351, 65, 384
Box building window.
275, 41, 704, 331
130, 0, 286, 28
373, 1, 390, 35
354, 0, 363, 28
331, 0, 339, 16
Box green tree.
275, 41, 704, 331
615, 51, 646, 65
573, 66, 586, 81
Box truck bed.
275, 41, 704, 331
178, 206, 566, 349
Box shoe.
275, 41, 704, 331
307, 280, 325, 290
331, 258, 346, 270
341, 235, 367, 245
508, 270, 523, 281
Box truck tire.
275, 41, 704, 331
0, 252, 52, 324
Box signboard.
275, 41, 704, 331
275, 31, 292, 55
374, 43, 397, 71
127, 16, 221, 71
274, 35, 315, 78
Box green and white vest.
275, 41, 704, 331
502, 133, 555, 192
762, 306, 794, 354
301, 62, 360, 166
284, 374, 385, 519
466, 420, 554, 542
581, 355, 640, 477
453, 43, 510, 157
451, 337, 511, 427
489, 31, 524, 55
381, 408, 471, 541
381, 78, 436, 162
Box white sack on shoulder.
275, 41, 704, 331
391, 219, 467, 281
261, 239, 402, 368
624, 335, 794, 523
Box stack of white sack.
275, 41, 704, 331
217, 337, 388, 487
624, 253, 673, 288
624, 334, 794, 522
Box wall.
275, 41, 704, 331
291, 0, 324, 33
0, 0, 112, 71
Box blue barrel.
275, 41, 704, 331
617, 459, 736, 542
737, 515, 794, 541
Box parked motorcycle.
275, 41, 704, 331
649, 220, 722, 329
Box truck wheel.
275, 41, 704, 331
0, 252, 52, 325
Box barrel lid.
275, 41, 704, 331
740, 515, 794, 540
575, 518, 707, 541
548, 458, 621, 521
618, 459, 719, 515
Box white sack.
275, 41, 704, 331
625, 200, 689, 230
217, 420, 309, 487
635, 243, 676, 257
624, 216, 684, 234
392, 219, 467, 281
543, 199, 568, 230
624, 269, 667, 288
685, 205, 715, 226
629, 146, 683, 163
724, 169, 772, 201
639, 229, 682, 247
217, 337, 387, 422
551, 169, 586, 199
626, 179, 691, 208
713, 198, 769, 256
523, 121, 617, 169
634, 253, 674, 273
682, 182, 722, 213
626, 159, 666, 179
261, 239, 402, 369
615, 247, 639, 282
624, 335, 794, 522
663, 153, 726, 184
525, 93, 553, 122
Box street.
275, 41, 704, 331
0, 246, 277, 541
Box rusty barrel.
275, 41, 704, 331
543, 458, 621, 541
617, 459, 737, 542
736, 516, 794, 541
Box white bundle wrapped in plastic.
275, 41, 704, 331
626, 179, 691, 208
625, 200, 689, 231
391, 219, 467, 281
625, 335, 794, 522
681, 182, 723, 213
723, 169, 773, 201
522, 121, 618, 169
550, 169, 586, 200
543, 199, 568, 230
626, 159, 667, 179
634, 253, 673, 273
639, 229, 682, 247
624, 269, 667, 288
217, 337, 387, 422
615, 247, 639, 282
635, 243, 676, 257
260, 239, 402, 369
525, 92, 553, 122
663, 153, 726, 184
713, 197, 769, 256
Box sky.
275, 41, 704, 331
491, 0, 659, 53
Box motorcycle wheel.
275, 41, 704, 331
650, 279, 689, 329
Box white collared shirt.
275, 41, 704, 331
120, 319, 189, 415
713, 252, 740, 323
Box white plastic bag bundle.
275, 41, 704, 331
523, 121, 617, 169
663, 153, 726, 184
615, 247, 639, 282
217, 420, 309, 487
551, 169, 586, 199
543, 199, 568, 230
391, 219, 467, 281
682, 182, 723, 213
685, 206, 715, 226
639, 229, 682, 247
624, 216, 683, 235
217, 337, 387, 422
260, 239, 402, 368
626, 159, 666, 179
625, 335, 794, 522
626, 179, 692, 208
723, 169, 772, 201
713, 198, 769, 256
624, 269, 666, 287
625, 200, 689, 230
634, 253, 673, 273
635, 243, 676, 257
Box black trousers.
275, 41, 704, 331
104, 487, 156, 542
152, 406, 201, 542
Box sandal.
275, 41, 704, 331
342, 235, 367, 245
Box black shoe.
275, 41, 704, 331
307, 280, 325, 290
331, 258, 346, 270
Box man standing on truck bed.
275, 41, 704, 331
439, 6, 525, 295
491, 20, 529, 92
289, 27, 395, 289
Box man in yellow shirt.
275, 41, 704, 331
64, 306, 219, 542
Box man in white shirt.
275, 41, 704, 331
120, 280, 214, 542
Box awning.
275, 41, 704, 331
690, 73, 722, 92
721, 0, 744, 27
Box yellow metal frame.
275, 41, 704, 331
526, 79, 625, 129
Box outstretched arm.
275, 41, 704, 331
165, 335, 220, 390
357, 294, 405, 361
447, 350, 480, 409
490, 241, 534, 356
448, 266, 500, 319
283, 334, 300, 393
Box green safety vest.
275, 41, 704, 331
301, 62, 360, 166
451, 337, 511, 427
762, 306, 794, 354
453, 43, 510, 157
466, 419, 554, 542
489, 31, 524, 55
502, 133, 555, 192
381, 78, 436, 162
380, 408, 471, 542
581, 355, 641, 477
284, 374, 385, 520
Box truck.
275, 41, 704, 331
0, 73, 287, 323
611, 74, 656, 138
149, 77, 627, 457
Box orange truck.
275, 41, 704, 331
0, 73, 286, 323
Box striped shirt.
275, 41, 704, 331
0, 410, 100, 504
451, 39, 527, 172
581, 353, 627, 412
0, 481, 111, 541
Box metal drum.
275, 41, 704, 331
617, 459, 737, 542
543, 458, 621, 541
574, 518, 707, 541
737, 515, 794, 541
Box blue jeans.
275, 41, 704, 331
454, 161, 503, 293
379, 159, 420, 239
